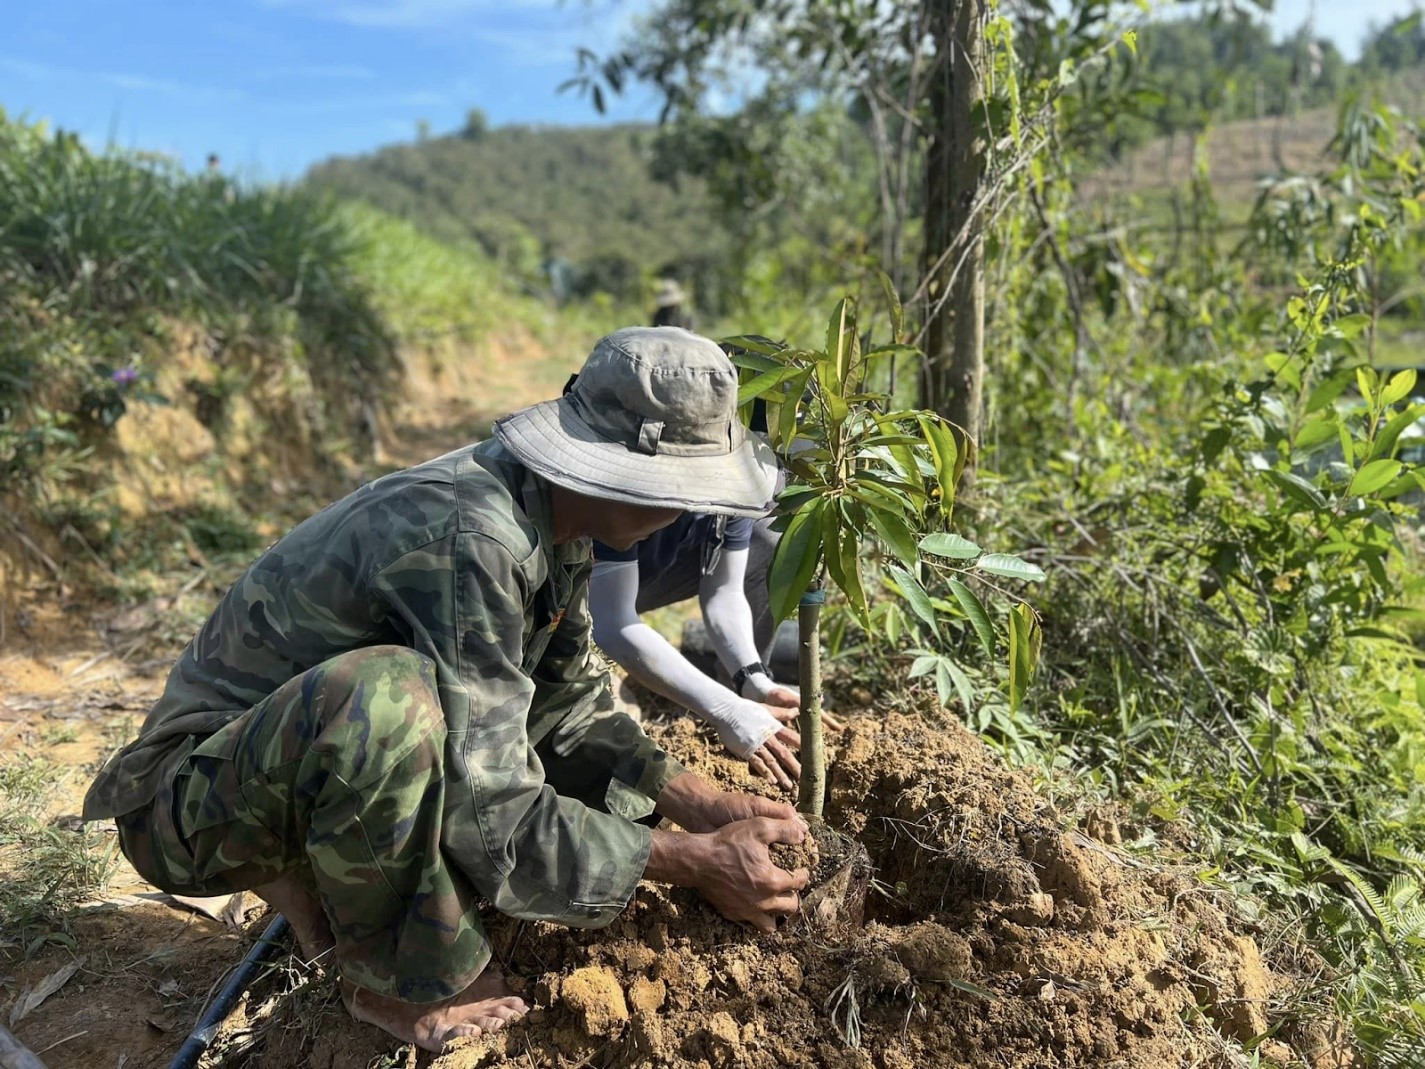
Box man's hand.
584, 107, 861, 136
699, 817, 810, 932
646, 816, 810, 933
655, 771, 798, 832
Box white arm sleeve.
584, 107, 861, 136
698, 547, 764, 680
589, 559, 780, 759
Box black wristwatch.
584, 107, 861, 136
732, 661, 770, 695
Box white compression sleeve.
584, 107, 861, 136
589, 559, 781, 759
699, 547, 763, 680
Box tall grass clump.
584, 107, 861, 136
0, 112, 399, 508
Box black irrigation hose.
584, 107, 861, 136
167, 914, 289, 1069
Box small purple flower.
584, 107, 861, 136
111, 367, 140, 386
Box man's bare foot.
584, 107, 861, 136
253, 873, 335, 964
342, 970, 528, 1053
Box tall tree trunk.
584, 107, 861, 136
922, 0, 986, 449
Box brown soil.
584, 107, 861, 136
2, 595, 1345, 1069
1, 651, 1345, 1069
241, 710, 1340, 1069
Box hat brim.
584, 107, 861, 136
495, 398, 778, 517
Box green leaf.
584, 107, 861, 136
874, 416, 921, 487
1333, 313, 1373, 340
815, 360, 849, 426
1349, 458, 1404, 496
824, 297, 854, 391
850, 475, 916, 513
721, 335, 785, 357
877, 269, 904, 342
1337, 419, 1356, 466
934, 661, 955, 707
737, 365, 802, 405
944, 658, 976, 715
823, 512, 867, 622
1376, 472, 1422, 500
1381, 368, 1417, 406
918, 416, 959, 508
920, 532, 982, 559
767, 499, 826, 624
869, 510, 920, 570
909, 654, 938, 679
1263, 469, 1328, 511
1007, 603, 1040, 715
949, 579, 995, 658
1357, 366, 1380, 404
975, 553, 1047, 582
726, 350, 783, 374
1305, 369, 1352, 414
1290, 831, 1330, 864
1293, 414, 1339, 451
778, 367, 814, 447
1372, 403, 1425, 460
884, 604, 903, 646
862, 344, 919, 360
888, 565, 937, 629
836, 542, 865, 617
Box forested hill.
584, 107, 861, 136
304, 121, 726, 305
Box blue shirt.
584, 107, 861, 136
594, 513, 753, 576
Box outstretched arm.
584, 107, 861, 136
590, 560, 801, 789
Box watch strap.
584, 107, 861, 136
732, 661, 770, 695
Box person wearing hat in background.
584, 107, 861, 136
587, 335, 835, 791
651, 277, 695, 331
81, 327, 812, 1054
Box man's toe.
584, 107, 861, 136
434, 1023, 484, 1052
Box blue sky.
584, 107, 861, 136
0, 0, 1420, 179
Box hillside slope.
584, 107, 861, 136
305, 124, 727, 303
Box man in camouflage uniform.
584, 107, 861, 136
84, 327, 810, 1053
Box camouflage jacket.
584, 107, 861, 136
84, 440, 684, 927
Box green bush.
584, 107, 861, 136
0, 112, 399, 504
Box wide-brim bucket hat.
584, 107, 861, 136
495, 326, 779, 517
654, 279, 687, 307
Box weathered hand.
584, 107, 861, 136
697, 817, 810, 932
702, 789, 800, 830
655, 773, 799, 833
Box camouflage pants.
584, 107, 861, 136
117, 646, 485, 1003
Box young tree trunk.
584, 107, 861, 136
922, 0, 987, 449
796, 588, 826, 817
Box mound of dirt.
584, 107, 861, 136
247, 709, 1340, 1069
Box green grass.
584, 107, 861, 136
0, 754, 119, 955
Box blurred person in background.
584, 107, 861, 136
651, 277, 696, 331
